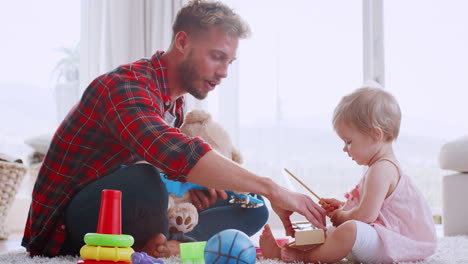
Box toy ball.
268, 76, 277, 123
204, 229, 256, 264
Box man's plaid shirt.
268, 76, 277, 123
22, 51, 212, 256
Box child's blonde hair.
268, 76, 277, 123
332, 87, 401, 141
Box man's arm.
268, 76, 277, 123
186, 151, 327, 232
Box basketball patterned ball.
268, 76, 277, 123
204, 229, 256, 264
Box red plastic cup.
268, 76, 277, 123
96, 189, 122, 234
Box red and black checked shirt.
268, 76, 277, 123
21, 51, 212, 256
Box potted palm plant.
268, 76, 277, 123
52, 44, 80, 122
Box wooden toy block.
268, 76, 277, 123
288, 221, 325, 247
292, 228, 325, 246
292, 221, 313, 230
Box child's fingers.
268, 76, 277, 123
319, 199, 330, 210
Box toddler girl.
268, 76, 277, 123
260, 87, 437, 263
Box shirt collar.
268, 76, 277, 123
152, 51, 171, 106
152, 51, 185, 118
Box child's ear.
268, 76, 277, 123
372, 127, 384, 142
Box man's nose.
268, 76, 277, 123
216, 63, 228, 79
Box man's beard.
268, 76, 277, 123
178, 53, 207, 100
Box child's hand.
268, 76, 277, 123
329, 209, 347, 227
319, 198, 343, 214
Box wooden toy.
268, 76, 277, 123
288, 221, 325, 247
290, 229, 325, 246
284, 168, 321, 200
283, 169, 327, 247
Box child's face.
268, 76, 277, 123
335, 122, 379, 166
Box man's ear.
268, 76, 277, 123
372, 127, 384, 142
174, 31, 191, 54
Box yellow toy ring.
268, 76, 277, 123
80, 245, 134, 262
84, 233, 134, 247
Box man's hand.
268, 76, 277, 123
270, 187, 326, 236
189, 188, 228, 211
271, 204, 295, 237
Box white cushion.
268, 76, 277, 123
24, 134, 53, 155
442, 173, 468, 236
439, 136, 468, 173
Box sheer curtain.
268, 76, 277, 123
79, 0, 183, 91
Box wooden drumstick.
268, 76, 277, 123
284, 168, 321, 200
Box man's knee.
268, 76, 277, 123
252, 202, 269, 224
239, 195, 269, 235
65, 163, 170, 251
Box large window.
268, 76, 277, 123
213, 0, 460, 212
0, 0, 81, 160
385, 0, 468, 210
219, 0, 364, 199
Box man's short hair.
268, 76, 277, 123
172, 0, 250, 40
333, 87, 402, 141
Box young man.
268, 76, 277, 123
22, 0, 326, 257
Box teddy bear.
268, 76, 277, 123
165, 109, 262, 235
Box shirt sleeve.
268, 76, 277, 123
101, 78, 212, 181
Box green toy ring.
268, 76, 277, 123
84, 233, 134, 247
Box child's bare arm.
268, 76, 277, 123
333, 162, 398, 225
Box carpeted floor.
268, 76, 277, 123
0, 235, 467, 264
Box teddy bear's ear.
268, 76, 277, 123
231, 147, 243, 164
183, 109, 212, 125
168, 194, 175, 210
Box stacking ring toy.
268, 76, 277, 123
80, 245, 134, 262
79, 260, 130, 264
84, 233, 134, 247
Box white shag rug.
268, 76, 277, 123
0, 236, 467, 264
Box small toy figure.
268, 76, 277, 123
131, 252, 165, 264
